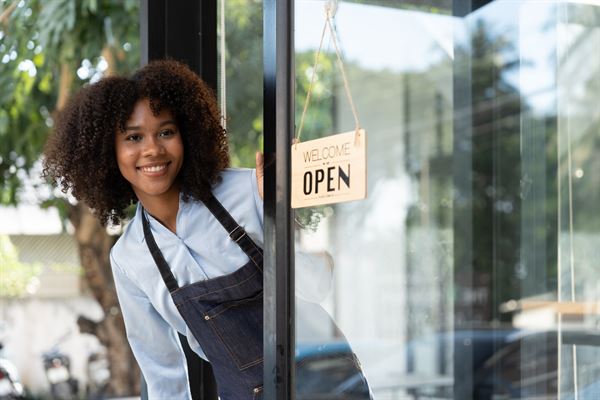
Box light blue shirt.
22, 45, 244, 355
110, 168, 332, 399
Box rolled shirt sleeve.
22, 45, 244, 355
250, 168, 334, 303
110, 251, 192, 400
294, 250, 334, 303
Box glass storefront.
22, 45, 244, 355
291, 1, 600, 399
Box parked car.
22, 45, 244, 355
295, 342, 371, 400
473, 329, 600, 399
295, 328, 600, 400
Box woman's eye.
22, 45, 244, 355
159, 129, 175, 137
125, 134, 142, 142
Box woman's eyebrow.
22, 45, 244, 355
123, 120, 176, 132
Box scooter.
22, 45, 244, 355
85, 350, 110, 400
41, 333, 78, 400
0, 343, 24, 400
76, 315, 110, 399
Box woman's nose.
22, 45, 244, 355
142, 137, 164, 156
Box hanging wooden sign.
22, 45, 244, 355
291, 129, 367, 208
291, 4, 366, 209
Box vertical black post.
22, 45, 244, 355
140, 0, 165, 67
140, 0, 217, 91
139, 1, 218, 399
263, 0, 295, 399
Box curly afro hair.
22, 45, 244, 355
43, 59, 229, 226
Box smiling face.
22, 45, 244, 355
115, 99, 184, 206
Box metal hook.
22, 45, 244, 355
324, 0, 338, 19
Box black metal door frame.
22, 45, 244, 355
140, 0, 217, 90
139, 1, 218, 399
263, 0, 295, 398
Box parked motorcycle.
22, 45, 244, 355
41, 333, 78, 400
76, 315, 110, 399
0, 343, 24, 400
85, 350, 109, 400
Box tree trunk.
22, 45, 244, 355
0, 2, 18, 27
101, 46, 116, 77
55, 53, 139, 396
68, 203, 140, 396
56, 63, 74, 111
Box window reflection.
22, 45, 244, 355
293, 1, 600, 399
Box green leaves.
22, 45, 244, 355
0, 234, 43, 297
37, 0, 76, 53
0, 0, 139, 207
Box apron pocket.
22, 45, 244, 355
204, 290, 264, 370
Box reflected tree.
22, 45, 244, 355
453, 18, 560, 325
451, 19, 526, 325
222, 0, 263, 167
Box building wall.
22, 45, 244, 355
0, 297, 104, 395
1, 228, 105, 395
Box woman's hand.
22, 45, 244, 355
256, 152, 264, 200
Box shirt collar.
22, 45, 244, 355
131, 202, 146, 243
130, 193, 190, 243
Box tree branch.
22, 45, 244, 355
56, 62, 74, 111
0, 2, 18, 27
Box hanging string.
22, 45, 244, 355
295, 1, 362, 147
557, 4, 579, 394
555, 5, 585, 398
562, 3, 578, 394
295, 12, 329, 145
326, 13, 360, 133
566, 78, 579, 400
557, 67, 563, 399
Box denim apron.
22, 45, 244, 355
142, 193, 263, 400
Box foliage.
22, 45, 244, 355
223, 0, 263, 168
295, 51, 336, 142
0, 2, 141, 394
448, 19, 526, 318
0, 0, 139, 206
0, 234, 42, 297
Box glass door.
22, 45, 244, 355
291, 1, 600, 399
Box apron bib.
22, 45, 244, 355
142, 193, 263, 400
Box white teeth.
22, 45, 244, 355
140, 164, 167, 173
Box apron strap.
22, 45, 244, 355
141, 192, 263, 293
202, 192, 263, 272
141, 210, 180, 293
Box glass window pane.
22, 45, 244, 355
293, 1, 600, 399
218, 0, 263, 168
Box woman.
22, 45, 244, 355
43, 59, 368, 400
43, 59, 269, 399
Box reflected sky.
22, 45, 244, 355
295, 1, 455, 72
471, 1, 558, 113
295, 1, 565, 114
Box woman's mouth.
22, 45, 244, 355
137, 162, 170, 175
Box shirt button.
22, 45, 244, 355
204, 315, 210, 320
253, 388, 260, 393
